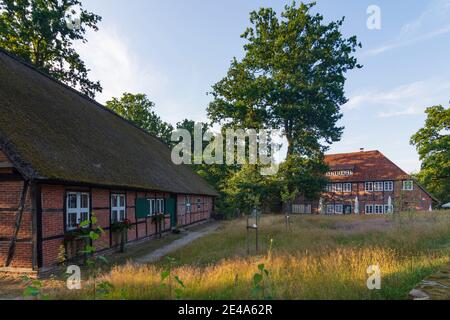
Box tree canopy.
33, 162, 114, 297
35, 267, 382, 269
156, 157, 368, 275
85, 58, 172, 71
106, 93, 174, 145
411, 105, 450, 204
0, 0, 102, 98
207, 2, 361, 157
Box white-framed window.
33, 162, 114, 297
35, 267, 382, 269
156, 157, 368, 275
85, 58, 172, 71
403, 180, 414, 191
343, 183, 352, 192
327, 205, 335, 214
157, 199, 165, 214
384, 205, 394, 214
335, 204, 343, 215
66, 192, 90, 231
384, 181, 394, 192
374, 182, 384, 192
334, 184, 343, 192
365, 205, 374, 214
374, 205, 384, 214
325, 184, 333, 192
292, 204, 312, 214
148, 199, 156, 216
365, 182, 373, 192
111, 194, 126, 223
185, 197, 192, 214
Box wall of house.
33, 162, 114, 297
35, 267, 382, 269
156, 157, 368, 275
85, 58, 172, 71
38, 184, 214, 269
293, 180, 433, 215
0, 150, 34, 269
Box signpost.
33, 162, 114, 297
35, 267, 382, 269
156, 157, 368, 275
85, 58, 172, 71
246, 207, 261, 254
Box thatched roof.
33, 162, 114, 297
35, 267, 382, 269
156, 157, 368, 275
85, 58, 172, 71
0, 49, 218, 196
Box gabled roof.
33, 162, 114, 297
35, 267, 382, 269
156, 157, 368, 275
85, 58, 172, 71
0, 49, 218, 196
324, 150, 410, 182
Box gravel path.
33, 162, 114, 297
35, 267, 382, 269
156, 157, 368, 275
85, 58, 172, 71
133, 222, 221, 264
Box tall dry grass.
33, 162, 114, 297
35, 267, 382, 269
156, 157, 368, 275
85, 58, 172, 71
52, 211, 450, 300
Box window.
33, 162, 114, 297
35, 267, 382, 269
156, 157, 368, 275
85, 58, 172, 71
374, 205, 384, 214
365, 182, 373, 192
148, 199, 156, 216
335, 204, 343, 215
365, 205, 374, 214
374, 182, 384, 192
334, 184, 343, 192
66, 192, 90, 230
185, 197, 192, 214
384, 205, 394, 214
292, 204, 312, 214
343, 183, 352, 192
325, 184, 333, 192
327, 205, 335, 214
111, 194, 126, 223
196, 198, 202, 210
384, 181, 394, 192
403, 180, 414, 191
157, 199, 165, 214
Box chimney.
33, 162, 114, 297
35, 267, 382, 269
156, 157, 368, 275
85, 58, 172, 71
360, 148, 365, 152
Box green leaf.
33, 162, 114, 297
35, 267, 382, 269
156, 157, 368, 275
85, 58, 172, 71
161, 271, 170, 281
253, 273, 263, 285
79, 220, 90, 228
258, 264, 265, 271
91, 216, 98, 225
174, 276, 185, 288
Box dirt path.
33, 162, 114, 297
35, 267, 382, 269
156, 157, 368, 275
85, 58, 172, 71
133, 222, 221, 264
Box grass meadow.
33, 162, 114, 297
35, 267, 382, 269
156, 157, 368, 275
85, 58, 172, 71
50, 211, 450, 300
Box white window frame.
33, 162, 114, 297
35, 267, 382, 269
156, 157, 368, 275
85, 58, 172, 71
326, 205, 335, 214
374, 182, 384, 192
384, 181, 394, 192
403, 180, 414, 191
66, 192, 90, 231
384, 204, 394, 214
148, 199, 156, 216
365, 182, 373, 192
374, 205, 384, 215
365, 205, 374, 215
325, 184, 333, 192
111, 194, 126, 223
157, 199, 165, 214
343, 183, 352, 192
185, 197, 192, 214
335, 204, 343, 215
334, 184, 343, 192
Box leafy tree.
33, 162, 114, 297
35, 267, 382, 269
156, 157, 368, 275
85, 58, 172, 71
207, 2, 361, 208
0, 0, 102, 98
411, 105, 450, 204
106, 93, 174, 145
207, 2, 361, 157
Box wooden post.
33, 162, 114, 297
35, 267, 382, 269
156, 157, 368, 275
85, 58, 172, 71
4, 180, 30, 267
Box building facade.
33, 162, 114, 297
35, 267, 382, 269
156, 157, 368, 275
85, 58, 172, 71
293, 150, 437, 215
0, 50, 217, 273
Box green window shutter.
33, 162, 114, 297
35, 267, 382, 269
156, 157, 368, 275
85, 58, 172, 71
136, 198, 150, 219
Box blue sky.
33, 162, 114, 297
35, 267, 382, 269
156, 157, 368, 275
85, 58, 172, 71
77, 0, 450, 173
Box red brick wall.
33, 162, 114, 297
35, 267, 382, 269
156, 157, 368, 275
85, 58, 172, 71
294, 180, 434, 214
0, 180, 33, 269
37, 184, 214, 269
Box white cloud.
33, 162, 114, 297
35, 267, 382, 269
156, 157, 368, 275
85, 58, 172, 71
75, 25, 168, 104
363, 0, 450, 56
343, 79, 450, 118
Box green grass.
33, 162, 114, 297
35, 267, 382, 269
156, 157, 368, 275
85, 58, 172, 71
50, 211, 450, 300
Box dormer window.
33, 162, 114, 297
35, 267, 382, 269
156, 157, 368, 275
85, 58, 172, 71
403, 180, 414, 191
326, 170, 353, 177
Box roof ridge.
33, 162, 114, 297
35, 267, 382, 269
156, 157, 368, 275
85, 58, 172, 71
0, 47, 170, 147
325, 150, 379, 157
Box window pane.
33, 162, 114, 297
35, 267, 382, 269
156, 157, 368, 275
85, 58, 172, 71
120, 210, 125, 221
80, 212, 89, 225
111, 195, 118, 208
81, 194, 89, 209
68, 212, 77, 229
120, 196, 125, 207
68, 194, 77, 209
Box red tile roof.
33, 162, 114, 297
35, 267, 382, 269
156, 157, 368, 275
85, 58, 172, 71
324, 150, 410, 182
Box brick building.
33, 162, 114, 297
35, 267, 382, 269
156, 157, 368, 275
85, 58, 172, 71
292, 150, 438, 215
0, 50, 218, 273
